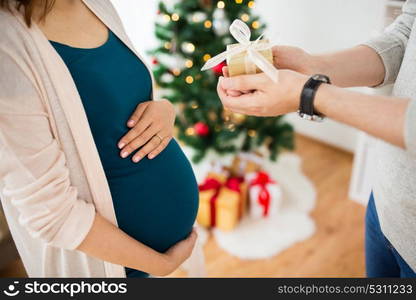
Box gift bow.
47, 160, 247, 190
199, 178, 222, 191
225, 177, 243, 192
250, 171, 276, 217
201, 19, 279, 82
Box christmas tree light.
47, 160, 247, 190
150, 0, 294, 162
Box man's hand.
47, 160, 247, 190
272, 45, 319, 75
217, 70, 308, 117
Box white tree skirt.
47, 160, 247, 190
186, 149, 317, 260
212, 212, 315, 259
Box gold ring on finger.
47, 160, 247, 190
155, 134, 163, 142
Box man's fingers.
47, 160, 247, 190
217, 77, 229, 100
220, 91, 256, 111
221, 70, 251, 96
219, 73, 268, 91
218, 79, 264, 115
227, 90, 243, 97
218, 78, 245, 111
222, 66, 229, 77
127, 101, 150, 128
148, 135, 171, 159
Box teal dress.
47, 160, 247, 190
50, 30, 199, 278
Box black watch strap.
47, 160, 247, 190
298, 74, 331, 122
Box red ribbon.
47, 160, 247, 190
250, 171, 276, 217
225, 177, 243, 192
226, 177, 244, 218
199, 178, 222, 226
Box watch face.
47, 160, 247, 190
313, 74, 330, 83
313, 115, 325, 122
298, 111, 325, 122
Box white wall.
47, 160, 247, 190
111, 0, 158, 65
112, 0, 388, 152
255, 0, 386, 51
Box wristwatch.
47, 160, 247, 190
298, 74, 331, 122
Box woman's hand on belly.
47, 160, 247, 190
157, 228, 198, 276
117, 100, 175, 163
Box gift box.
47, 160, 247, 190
201, 19, 279, 82
216, 177, 248, 231
197, 162, 229, 228
231, 152, 262, 177
207, 161, 230, 184
226, 40, 273, 77
247, 171, 281, 219
197, 174, 248, 231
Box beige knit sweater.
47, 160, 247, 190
363, 0, 416, 272
0, 0, 158, 277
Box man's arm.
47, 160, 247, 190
217, 70, 415, 156
311, 46, 385, 88
274, 45, 385, 88
218, 1, 416, 156
314, 84, 410, 149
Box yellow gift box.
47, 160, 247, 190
201, 20, 279, 82
197, 175, 248, 231
226, 40, 273, 77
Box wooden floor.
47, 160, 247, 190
0, 134, 365, 278
172, 134, 366, 278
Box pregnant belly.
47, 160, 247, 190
107, 139, 199, 255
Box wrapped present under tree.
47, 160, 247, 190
197, 164, 248, 231
247, 171, 282, 219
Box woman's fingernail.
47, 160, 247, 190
148, 154, 155, 159
133, 156, 141, 163
121, 151, 129, 158
127, 120, 135, 127
118, 142, 125, 149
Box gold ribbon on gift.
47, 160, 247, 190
201, 19, 279, 82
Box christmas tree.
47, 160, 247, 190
150, 0, 294, 163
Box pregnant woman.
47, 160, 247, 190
0, 0, 199, 277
